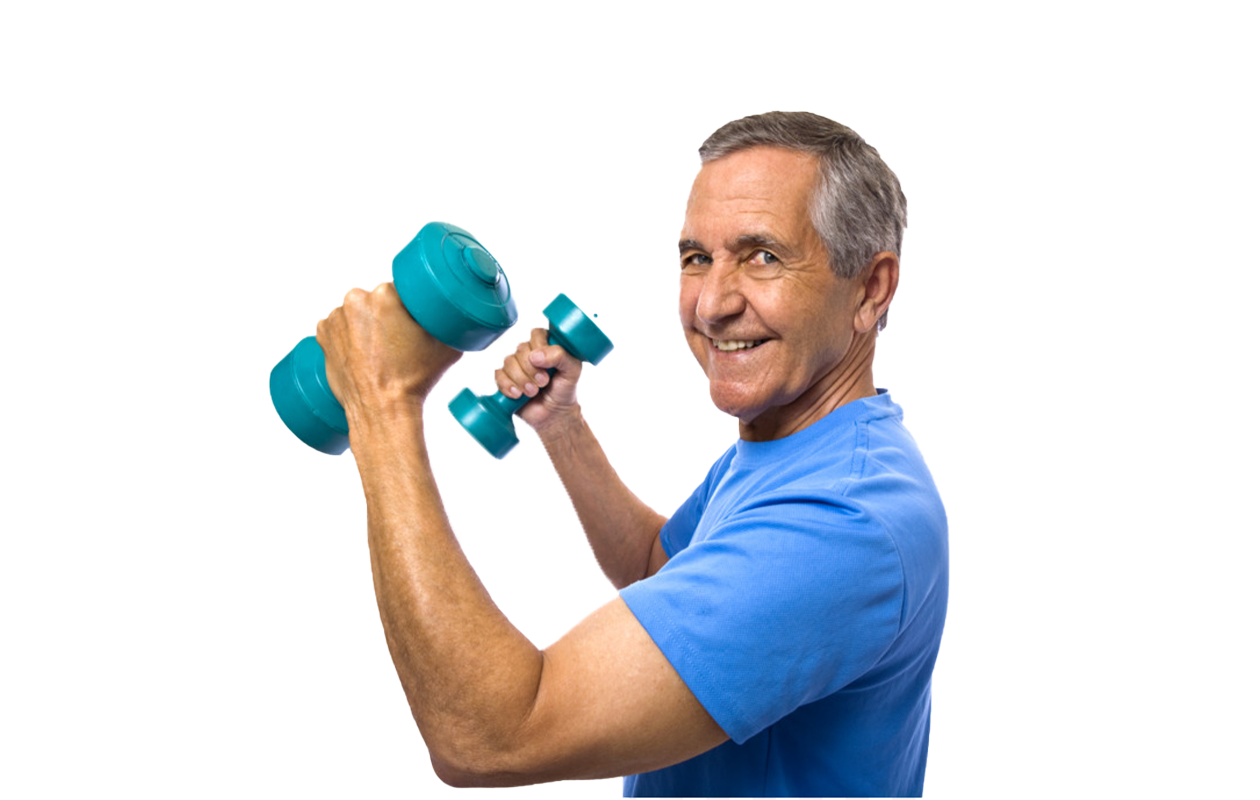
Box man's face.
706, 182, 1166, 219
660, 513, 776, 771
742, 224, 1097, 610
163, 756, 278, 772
679, 146, 862, 434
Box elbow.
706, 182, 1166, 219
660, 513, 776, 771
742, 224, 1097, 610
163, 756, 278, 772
428, 738, 494, 788
431, 754, 485, 789
420, 656, 553, 787
428, 740, 541, 789
430, 757, 536, 789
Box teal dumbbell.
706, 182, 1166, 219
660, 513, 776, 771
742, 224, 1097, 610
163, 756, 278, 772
449, 293, 613, 459
270, 222, 517, 455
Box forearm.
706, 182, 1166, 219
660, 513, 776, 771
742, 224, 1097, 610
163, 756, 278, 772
536, 407, 667, 589
348, 405, 543, 774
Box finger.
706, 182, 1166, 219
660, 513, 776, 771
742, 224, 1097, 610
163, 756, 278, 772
316, 308, 343, 347
511, 328, 553, 387
519, 328, 572, 388
494, 367, 526, 399
499, 341, 540, 397
495, 363, 538, 399
370, 282, 402, 311
528, 327, 550, 349
343, 287, 368, 307
528, 343, 580, 375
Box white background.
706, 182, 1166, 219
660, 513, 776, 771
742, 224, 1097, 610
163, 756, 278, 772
3, 2, 1256, 797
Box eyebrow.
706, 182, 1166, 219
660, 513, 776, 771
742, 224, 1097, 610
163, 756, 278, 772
733, 234, 795, 257
678, 234, 797, 257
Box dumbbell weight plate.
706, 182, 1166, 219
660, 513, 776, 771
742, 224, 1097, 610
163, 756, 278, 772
393, 222, 517, 352
272, 222, 517, 455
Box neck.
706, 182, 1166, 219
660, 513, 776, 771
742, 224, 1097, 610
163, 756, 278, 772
738, 333, 877, 442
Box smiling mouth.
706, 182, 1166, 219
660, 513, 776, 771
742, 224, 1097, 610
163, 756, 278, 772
711, 338, 768, 352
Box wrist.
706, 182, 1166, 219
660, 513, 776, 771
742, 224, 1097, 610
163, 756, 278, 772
534, 403, 585, 449
345, 395, 426, 451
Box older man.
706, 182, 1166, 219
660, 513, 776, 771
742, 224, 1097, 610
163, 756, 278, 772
316, 111, 948, 797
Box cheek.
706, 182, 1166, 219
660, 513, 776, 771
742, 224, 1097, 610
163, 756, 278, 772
805, 313, 854, 369
678, 283, 712, 367
678, 279, 699, 327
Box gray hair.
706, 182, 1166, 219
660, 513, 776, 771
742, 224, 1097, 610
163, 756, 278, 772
699, 112, 907, 329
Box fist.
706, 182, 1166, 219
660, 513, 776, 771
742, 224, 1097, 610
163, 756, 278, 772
494, 327, 583, 430
315, 282, 461, 417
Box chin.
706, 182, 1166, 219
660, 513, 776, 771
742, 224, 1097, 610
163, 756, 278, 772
708, 383, 766, 421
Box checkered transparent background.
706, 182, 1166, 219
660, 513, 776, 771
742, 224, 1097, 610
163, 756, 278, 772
268, 109, 952, 796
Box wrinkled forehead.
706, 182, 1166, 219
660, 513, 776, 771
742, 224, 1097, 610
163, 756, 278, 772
683, 147, 820, 242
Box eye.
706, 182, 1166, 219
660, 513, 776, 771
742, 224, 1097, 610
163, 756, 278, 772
750, 249, 779, 266
682, 253, 712, 269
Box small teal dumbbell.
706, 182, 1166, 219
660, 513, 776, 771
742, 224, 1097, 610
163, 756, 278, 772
449, 294, 613, 459
270, 222, 517, 455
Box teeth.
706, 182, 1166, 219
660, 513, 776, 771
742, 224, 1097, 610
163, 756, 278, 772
713, 339, 766, 352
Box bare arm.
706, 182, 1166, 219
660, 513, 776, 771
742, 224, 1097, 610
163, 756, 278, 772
353, 411, 543, 779
497, 329, 669, 588
535, 409, 669, 589
353, 412, 723, 785
316, 285, 725, 785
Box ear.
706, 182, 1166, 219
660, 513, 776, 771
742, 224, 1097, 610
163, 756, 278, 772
854, 252, 900, 334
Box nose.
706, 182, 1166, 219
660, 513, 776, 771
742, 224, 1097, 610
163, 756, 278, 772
694, 261, 746, 326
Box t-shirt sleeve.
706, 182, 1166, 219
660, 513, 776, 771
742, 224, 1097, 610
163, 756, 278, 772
658, 446, 736, 558
620, 492, 905, 744
658, 485, 705, 558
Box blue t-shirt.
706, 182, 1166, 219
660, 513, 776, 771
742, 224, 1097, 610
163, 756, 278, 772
619, 391, 948, 797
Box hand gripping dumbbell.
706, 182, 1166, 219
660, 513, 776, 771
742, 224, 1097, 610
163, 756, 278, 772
448, 294, 613, 459
270, 222, 517, 455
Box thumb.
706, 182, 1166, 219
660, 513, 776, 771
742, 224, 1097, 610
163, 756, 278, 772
530, 344, 581, 375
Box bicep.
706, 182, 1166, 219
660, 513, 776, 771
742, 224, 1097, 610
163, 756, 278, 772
507, 597, 727, 783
